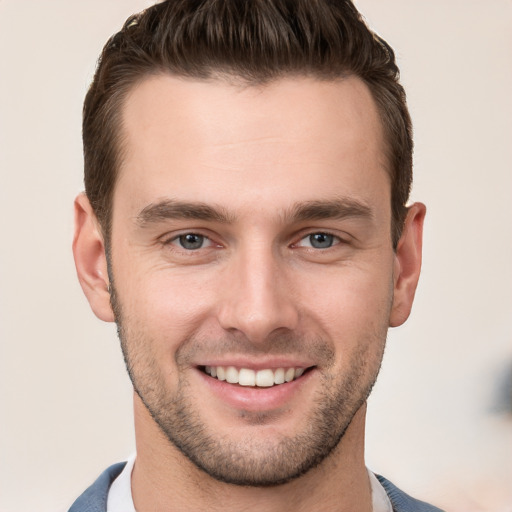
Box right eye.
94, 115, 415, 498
170, 233, 213, 250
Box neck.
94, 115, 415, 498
131, 395, 372, 512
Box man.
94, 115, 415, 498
70, 1, 441, 510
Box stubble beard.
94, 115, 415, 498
110, 282, 387, 487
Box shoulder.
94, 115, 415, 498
376, 475, 446, 512
68, 462, 127, 512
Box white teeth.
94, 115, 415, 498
294, 368, 304, 378
203, 365, 308, 387
274, 368, 285, 385
256, 369, 275, 387
225, 366, 238, 384
285, 368, 295, 382
238, 368, 256, 386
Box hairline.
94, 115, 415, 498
99, 69, 397, 247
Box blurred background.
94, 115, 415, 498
0, 1, 510, 511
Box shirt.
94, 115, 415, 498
106, 455, 392, 512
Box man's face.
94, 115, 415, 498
106, 75, 399, 485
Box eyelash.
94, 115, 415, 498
163, 231, 344, 252
293, 232, 343, 250
165, 232, 216, 251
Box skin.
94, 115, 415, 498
73, 75, 425, 512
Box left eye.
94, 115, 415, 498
172, 233, 212, 250
297, 233, 339, 249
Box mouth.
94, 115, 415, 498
200, 365, 313, 388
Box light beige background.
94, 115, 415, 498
0, 1, 511, 511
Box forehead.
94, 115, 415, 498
115, 74, 389, 219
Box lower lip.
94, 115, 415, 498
195, 368, 315, 412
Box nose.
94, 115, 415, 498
217, 244, 300, 345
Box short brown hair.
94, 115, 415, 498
83, 0, 413, 247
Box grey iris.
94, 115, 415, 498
309, 233, 334, 249
179, 233, 204, 250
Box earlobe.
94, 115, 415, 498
389, 202, 426, 327
72, 193, 115, 322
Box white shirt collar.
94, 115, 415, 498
106, 454, 136, 512
106, 455, 392, 512
369, 468, 394, 512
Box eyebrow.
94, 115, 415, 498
287, 199, 374, 223
136, 199, 234, 226
135, 197, 373, 227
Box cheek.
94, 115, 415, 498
297, 263, 394, 340
117, 268, 217, 344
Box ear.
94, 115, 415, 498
389, 202, 426, 327
72, 193, 115, 322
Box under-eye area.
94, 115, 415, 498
200, 366, 314, 387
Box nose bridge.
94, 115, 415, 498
218, 239, 298, 342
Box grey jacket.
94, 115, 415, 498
68, 462, 445, 512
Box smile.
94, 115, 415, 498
202, 366, 309, 387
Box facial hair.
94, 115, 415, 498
110, 280, 387, 487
